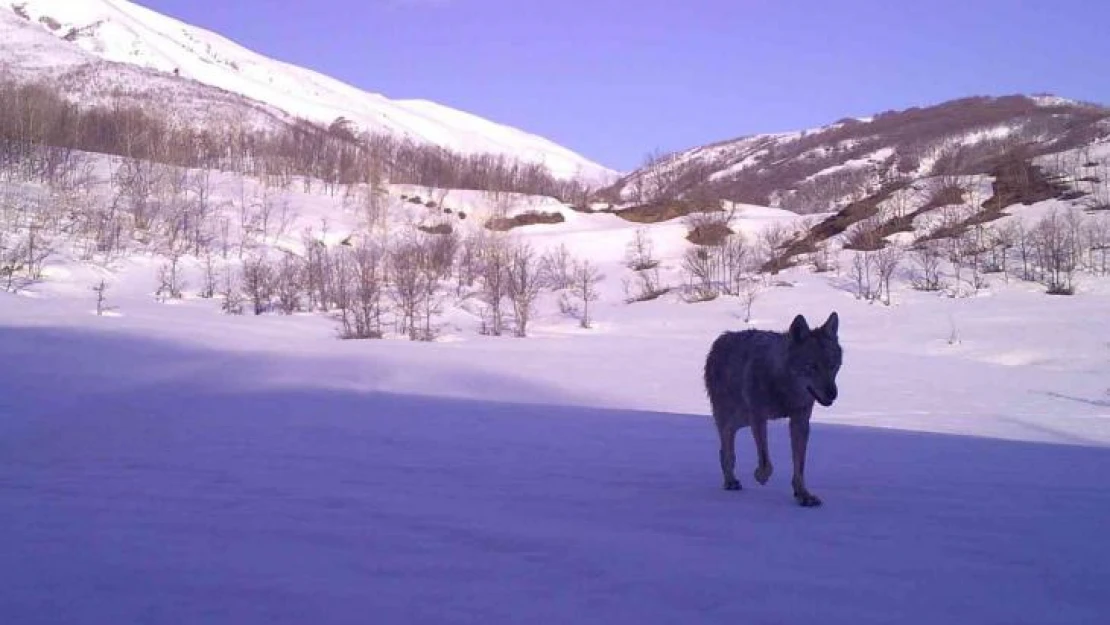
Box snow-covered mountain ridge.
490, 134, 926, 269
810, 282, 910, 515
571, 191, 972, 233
605, 94, 1110, 212
1, 0, 617, 183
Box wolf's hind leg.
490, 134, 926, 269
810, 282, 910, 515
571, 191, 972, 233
717, 420, 741, 491
751, 417, 773, 485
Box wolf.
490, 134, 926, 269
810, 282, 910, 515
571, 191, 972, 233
703, 312, 842, 507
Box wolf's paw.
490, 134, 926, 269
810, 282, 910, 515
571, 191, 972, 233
794, 491, 822, 507
723, 478, 742, 491
754, 464, 773, 485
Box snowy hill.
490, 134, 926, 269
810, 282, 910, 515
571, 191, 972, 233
604, 94, 1110, 211
1, 0, 617, 183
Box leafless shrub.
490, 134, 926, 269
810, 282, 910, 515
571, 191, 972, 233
843, 214, 884, 250
93, 280, 115, 316
680, 246, 721, 302
624, 227, 659, 271
155, 251, 186, 302
220, 265, 245, 315
540, 243, 575, 290
810, 239, 837, 273
241, 255, 275, 315
274, 253, 304, 314
623, 266, 669, 303
424, 229, 459, 282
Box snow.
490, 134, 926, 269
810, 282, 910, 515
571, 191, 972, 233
2, 257, 1110, 624
0, 0, 617, 183
802, 147, 895, 182
959, 124, 1020, 146
2, 150, 1110, 625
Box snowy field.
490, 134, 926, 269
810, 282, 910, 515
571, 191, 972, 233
2, 232, 1110, 624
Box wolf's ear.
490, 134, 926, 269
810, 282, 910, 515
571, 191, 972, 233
822, 311, 839, 338
789, 314, 810, 343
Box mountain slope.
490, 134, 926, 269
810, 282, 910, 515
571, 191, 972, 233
1, 0, 617, 183
605, 95, 1110, 211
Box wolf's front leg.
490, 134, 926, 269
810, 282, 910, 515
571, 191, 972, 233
789, 414, 821, 507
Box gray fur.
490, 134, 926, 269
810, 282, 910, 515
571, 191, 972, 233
703, 312, 842, 507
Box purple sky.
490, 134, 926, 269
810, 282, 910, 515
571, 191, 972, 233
137, 0, 1110, 171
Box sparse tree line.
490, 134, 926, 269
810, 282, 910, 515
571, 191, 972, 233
0, 76, 591, 203
840, 206, 1109, 302
195, 229, 605, 340
618, 212, 803, 322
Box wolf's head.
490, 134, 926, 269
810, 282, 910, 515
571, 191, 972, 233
786, 312, 843, 407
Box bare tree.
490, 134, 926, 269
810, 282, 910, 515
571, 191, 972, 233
570, 259, 603, 329
739, 279, 760, 323
1013, 219, 1035, 281
910, 241, 944, 291
721, 233, 751, 295
477, 235, 510, 335
200, 252, 218, 299
1032, 208, 1080, 295
849, 250, 878, 301
873, 243, 904, 305
456, 231, 485, 296
417, 238, 448, 342
985, 222, 1016, 277
334, 242, 386, 339
1086, 214, 1109, 276
389, 237, 428, 340
506, 242, 545, 337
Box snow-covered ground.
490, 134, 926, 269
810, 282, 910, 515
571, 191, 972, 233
2, 205, 1109, 623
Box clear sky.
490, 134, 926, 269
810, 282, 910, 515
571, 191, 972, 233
137, 0, 1110, 171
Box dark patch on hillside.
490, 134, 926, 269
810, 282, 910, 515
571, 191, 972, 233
762, 183, 909, 271
613, 200, 717, 224
485, 211, 566, 231
685, 222, 733, 246
418, 223, 453, 236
